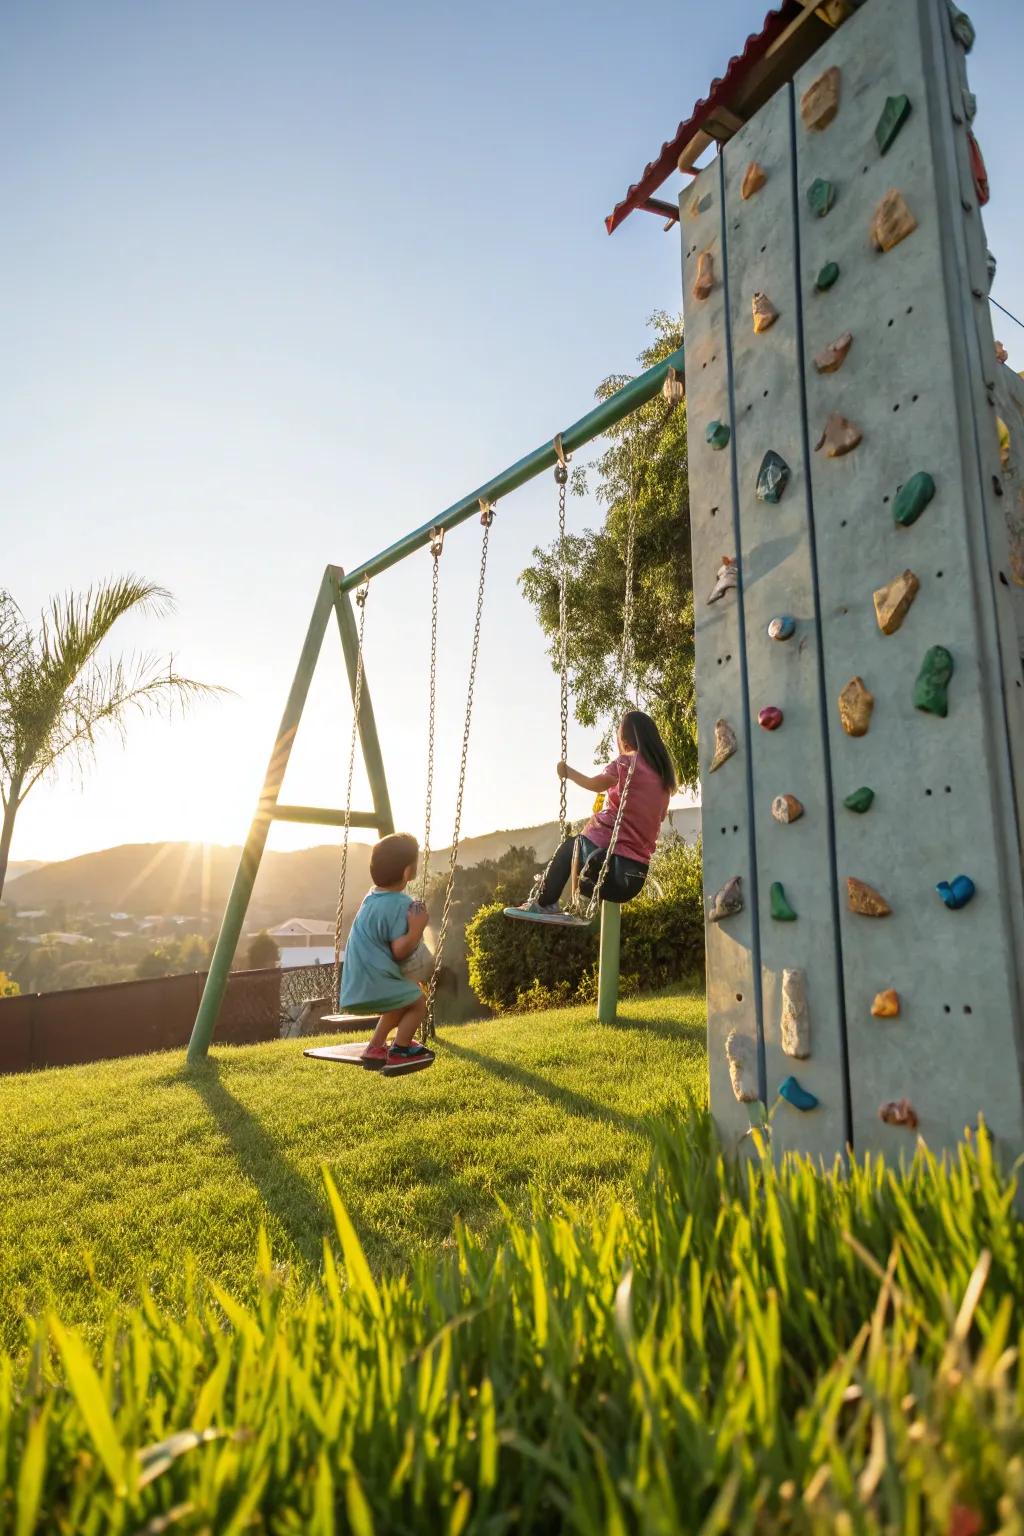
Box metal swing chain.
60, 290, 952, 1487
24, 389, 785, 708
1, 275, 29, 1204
333, 582, 369, 1008
583, 744, 640, 920
420, 528, 444, 899
555, 435, 570, 842
423, 502, 494, 1040
620, 426, 639, 706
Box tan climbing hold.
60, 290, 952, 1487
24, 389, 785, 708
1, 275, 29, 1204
709, 718, 738, 773
871, 189, 918, 253
800, 66, 841, 133
847, 878, 892, 917
752, 292, 779, 333
873, 570, 920, 636
815, 413, 862, 457
871, 989, 901, 1018
996, 340, 1009, 364
879, 1098, 918, 1130
693, 251, 714, 301
780, 970, 810, 1059
813, 332, 853, 374
741, 161, 767, 200
771, 794, 804, 824
838, 677, 874, 736
726, 1030, 759, 1103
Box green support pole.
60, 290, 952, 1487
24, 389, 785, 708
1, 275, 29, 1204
188, 571, 344, 1062
597, 902, 621, 1024
331, 571, 394, 837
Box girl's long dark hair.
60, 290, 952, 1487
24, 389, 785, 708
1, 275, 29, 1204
619, 710, 677, 792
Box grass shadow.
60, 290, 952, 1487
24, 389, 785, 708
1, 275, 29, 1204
185, 1060, 329, 1272
440, 1039, 649, 1137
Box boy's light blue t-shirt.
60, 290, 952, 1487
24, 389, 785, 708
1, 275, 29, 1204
339, 889, 421, 1012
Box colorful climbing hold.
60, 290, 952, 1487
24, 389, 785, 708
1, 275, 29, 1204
838, 677, 874, 737
771, 793, 804, 824
752, 292, 779, 333
813, 331, 853, 374
780, 971, 810, 1058
893, 471, 936, 528
947, 1, 975, 52
875, 94, 912, 155
847, 877, 892, 917
779, 1076, 818, 1112
801, 67, 841, 133
879, 1097, 918, 1129
815, 413, 862, 457
661, 365, 685, 405
741, 161, 767, 200
996, 340, 1009, 365
936, 874, 975, 910
709, 876, 743, 923
843, 786, 875, 814
709, 718, 738, 772
726, 1030, 759, 1103
767, 615, 796, 641
706, 555, 738, 605
873, 569, 920, 635
815, 261, 840, 291
758, 706, 784, 732
967, 130, 990, 206
871, 188, 918, 252
693, 251, 714, 301
914, 645, 954, 717
965, 89, 979, 124
770, 882, 797, 922
756, 451, 791, 504
988, 249, 998, 292
871, 989, 901, 1018
808, 178, 837, 219
706, 419, 730, 451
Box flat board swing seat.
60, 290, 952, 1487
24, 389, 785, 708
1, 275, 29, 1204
303, 1040, 435, 1077
502, 906, 594, 928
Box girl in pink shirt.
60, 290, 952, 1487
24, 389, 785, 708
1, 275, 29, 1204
515, 710, 676, 917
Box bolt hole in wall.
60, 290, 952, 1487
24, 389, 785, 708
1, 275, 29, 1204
1000, 572, 1009, 586
735, 993, 743, 1003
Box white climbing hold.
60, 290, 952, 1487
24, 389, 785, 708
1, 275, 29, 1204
726, 1030, 759, 1103
780, 969, 810, 1059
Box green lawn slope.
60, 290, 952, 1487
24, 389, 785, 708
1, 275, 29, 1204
0, 985, 706, 1351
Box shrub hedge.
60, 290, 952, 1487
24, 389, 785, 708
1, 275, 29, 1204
466, 835, 705, 1012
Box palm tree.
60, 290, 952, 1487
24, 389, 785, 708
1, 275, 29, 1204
0, 576, 219, 902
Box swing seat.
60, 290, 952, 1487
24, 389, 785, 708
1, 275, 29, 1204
502, 906, 594, 928
303, 1040, 435, 1077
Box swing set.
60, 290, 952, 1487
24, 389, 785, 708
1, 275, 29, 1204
185, 343, 686, 1065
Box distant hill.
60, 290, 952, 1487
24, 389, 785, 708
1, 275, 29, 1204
5, 807, 700, 928
4, 861, 45, 883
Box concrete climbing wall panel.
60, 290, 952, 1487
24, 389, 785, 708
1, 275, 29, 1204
683, 0, 1024, 1163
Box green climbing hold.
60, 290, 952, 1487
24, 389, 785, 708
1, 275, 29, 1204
914, 646, 954, 717
815, 261, 840, 291
779, 1076, 818, 1112
893, 471, 936, 528
807, 178, 836, 218
843, 786, 875, 814
875, 94, 912, 155
770, 881, 797, 922
706, 420, 731, 451
756, 450, 790, 504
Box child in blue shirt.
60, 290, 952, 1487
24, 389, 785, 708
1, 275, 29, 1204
340, 832, 434, 1066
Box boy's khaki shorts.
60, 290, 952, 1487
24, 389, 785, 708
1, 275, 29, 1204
399, 941, 435, 985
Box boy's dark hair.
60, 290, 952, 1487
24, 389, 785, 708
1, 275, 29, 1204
619, 710, 678, 793
370, 832, 419, 887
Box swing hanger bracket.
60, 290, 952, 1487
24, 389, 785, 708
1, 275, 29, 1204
478, 497, 496, 527
355, 582, 370, 608
553, 433, 571, 486
429, 525, 445, 559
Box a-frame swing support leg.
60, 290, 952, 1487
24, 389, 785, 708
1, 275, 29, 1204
186, 566, 393, 1063
597, 902, 620, 1024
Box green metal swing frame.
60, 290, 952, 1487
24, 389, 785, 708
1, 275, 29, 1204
186, 343, 686, 1062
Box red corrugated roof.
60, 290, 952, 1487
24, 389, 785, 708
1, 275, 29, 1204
605, 1, 805, 235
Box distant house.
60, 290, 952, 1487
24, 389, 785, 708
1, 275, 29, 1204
39, 932, 93, 947
277, 945, 336, 970
267, 919, 335, 947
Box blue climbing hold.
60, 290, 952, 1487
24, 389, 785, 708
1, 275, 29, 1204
767, 615, 796, 642
936, 874, 975, 910
779, 1076, 819, 1111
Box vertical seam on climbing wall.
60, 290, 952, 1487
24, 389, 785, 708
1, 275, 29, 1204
718, 152, 768, 1105
785, 80, 855, 1153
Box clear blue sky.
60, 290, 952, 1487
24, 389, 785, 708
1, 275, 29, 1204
3, 0, 1022, 865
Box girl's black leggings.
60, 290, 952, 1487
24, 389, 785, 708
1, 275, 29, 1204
538, 835, 648, 908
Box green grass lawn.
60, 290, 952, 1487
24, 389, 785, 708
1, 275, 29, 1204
0, 984, 706, 1352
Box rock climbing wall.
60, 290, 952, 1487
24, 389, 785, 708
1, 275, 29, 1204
682, 0, 1024, 1163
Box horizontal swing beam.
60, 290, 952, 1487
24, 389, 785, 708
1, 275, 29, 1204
268, 804, 381, 829
338, 344, 685, 592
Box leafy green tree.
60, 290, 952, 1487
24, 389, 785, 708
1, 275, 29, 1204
0, 578, 218, 901
246, 930, 280, 970
519, 312, 695, 787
